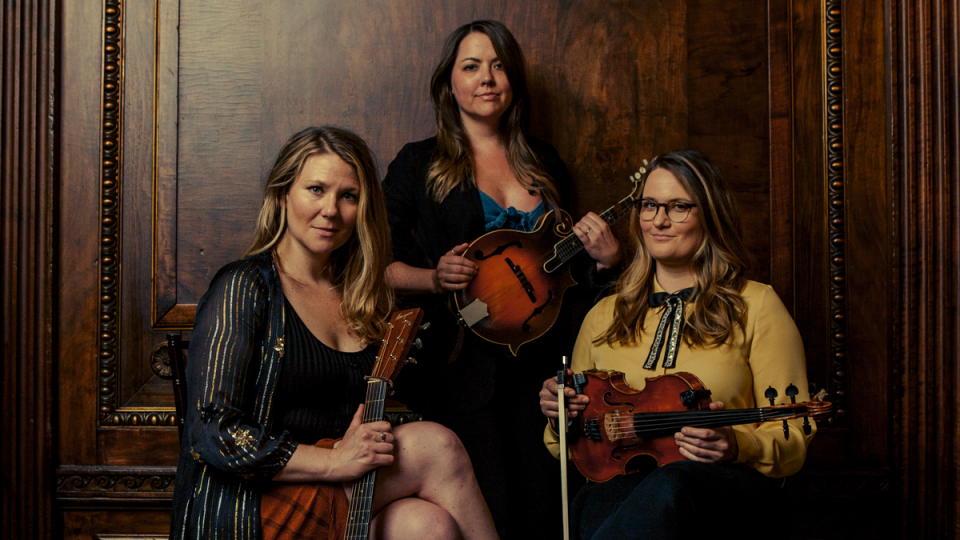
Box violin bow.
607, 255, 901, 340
557, 356, 571, 540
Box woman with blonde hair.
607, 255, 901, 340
384, 20, 621, 538
171, 126, 498, 540
540, 150, 815, 539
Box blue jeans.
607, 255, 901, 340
571, 461, 780, 540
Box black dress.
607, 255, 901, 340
383, 137, 614, 539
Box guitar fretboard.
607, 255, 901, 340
544, 194, 637, 273
343, 377, 390, 540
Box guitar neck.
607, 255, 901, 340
547, 193, 637, 271
632, 406, 810, 438
343, 378, 390, 540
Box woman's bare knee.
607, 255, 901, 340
372, 497, 461, 540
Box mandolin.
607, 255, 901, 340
343, 308, 425, 540
567, 369, 833, 483
454, 164, 649, 356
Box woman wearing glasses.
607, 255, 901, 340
539, 150, 815, 540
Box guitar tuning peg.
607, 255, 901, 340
803, 417, 812, 435
405, 357, 417, 365
782, 420, 790, 440
809, 381, 819, 395
420, 322, 431, 331
785, 383, 799, 404
413, 338, 423, 350
764, 386, 778, 406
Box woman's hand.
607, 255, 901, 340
433, 242, 478, 293
540, 370, 590, 425
328, 405, 395, 481
674, 401, 739, 463
573, 212, 621, 272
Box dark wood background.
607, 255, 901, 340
2, 0, 957, 538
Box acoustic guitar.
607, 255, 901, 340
454, 164, 649, 356
567, 369, 833, 483
343, 308, 425, 540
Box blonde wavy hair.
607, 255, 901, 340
244, 126, 395, 343
426, 20, 561, 211
596, 150, 752, 348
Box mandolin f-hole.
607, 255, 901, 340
474, 241, 523, 261
521, 290, 554, 332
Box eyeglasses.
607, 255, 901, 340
638, 199, 697, 223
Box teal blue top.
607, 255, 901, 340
479, 190, 546, 232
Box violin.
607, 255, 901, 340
567, 369, 833, 483
454, 164, 649, 356
344, 308, 425, 540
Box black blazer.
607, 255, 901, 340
383, 137, 612, 414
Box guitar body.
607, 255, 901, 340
570, 370, 711, 483
454, 210, 578, 356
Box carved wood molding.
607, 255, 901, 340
891, 0, 960, 538
1, 1, 58, 539
98, 0, 125, 425
56, 466, 176, 504
824, 0, 848, 424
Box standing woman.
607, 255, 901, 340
170, 127, 498, 540
383, 21, 620, 538
540, 150, 816, 539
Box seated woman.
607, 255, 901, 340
539, 150, 816, 540
170, 126, 498, 540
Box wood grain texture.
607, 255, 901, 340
890, 0, 960, 537
1, 2, 57, 540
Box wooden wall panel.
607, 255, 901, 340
891, 0, 960, 537
1, 2, 57, 540
36, 0, 960, 539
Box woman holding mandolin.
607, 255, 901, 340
540, 150, 817, 540
170, 127, 498, 540
383, 20, 621, 538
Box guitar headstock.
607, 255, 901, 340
370, 308, 425, 382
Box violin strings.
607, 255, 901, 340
595, 407, 807, 437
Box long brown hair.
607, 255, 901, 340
427, 20, 561, 209
596, 150, 752, 348
245, 126, 394, 343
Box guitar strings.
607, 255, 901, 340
344, 379, 389, 539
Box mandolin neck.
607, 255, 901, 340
545, 194, 637, 272
343, 377, 390, 540
632, 406, 809, 438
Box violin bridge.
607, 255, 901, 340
459, 298, 489, 327
604, 410, 635, 442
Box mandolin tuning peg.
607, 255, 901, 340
803, 417, 812, 435
785, 383, 799, 404
782, 420, 790, 440
413, 338, 423, 350
808, 381, 819, 395
764, 386, 778, 406
405, 357, 417, 365
420, 322, 431, 331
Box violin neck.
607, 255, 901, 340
546, 194, 636, 272
632, 406, 806, 438
343, 378, 390, 540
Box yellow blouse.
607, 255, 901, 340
544, 279, 816, 478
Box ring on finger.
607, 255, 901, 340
380, 431, 386, 442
